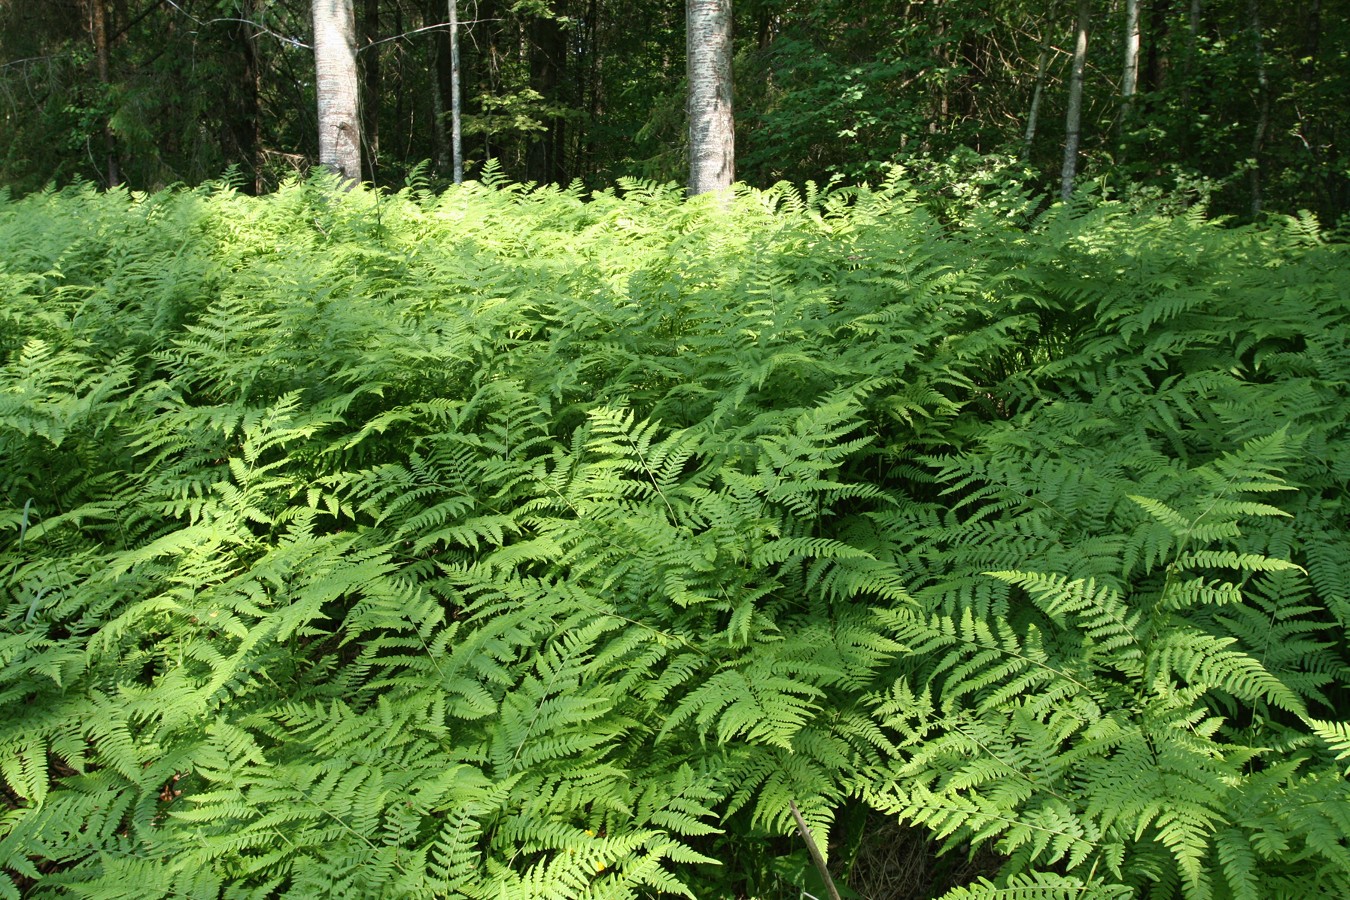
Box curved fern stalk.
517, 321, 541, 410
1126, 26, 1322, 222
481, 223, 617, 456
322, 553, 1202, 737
790, 799, 843, 900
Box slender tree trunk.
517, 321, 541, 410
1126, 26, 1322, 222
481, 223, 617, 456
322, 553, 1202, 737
1300, 0, 1325, 208
1061, 0, 1092, 200
428, 0, 449, 174
1181, 0, 1201, 111
1303, 0, 1321, 69
581, 0, 602, 178
930, 6, 948, 143
361, 0, 381, 178
449, 0, 463, 184
1247, 0, 1269, 217
394, 1, 406, 159
956, 28, 983, 123
527, 10, 566, 185
1119, 0, 1141, 131
687, 0, 734, 196
1143, 0, 1168, 93
1023, 1, 1061, 159
313, 0, 362, 183
88, 0, 121, 186
430, 7, 449, 173
230, 1, 262, 193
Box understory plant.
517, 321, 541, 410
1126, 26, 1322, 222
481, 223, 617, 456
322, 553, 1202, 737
1, 171, 1347, 898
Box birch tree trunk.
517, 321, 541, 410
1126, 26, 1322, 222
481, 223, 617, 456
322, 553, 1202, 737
1060, 0, 1092, 200
1119, 0, 1141, 130
687, 0, 734, 196
313, 0, 362, 183
450, 0, 463, 184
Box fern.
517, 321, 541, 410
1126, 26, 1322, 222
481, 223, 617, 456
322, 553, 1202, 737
2, 177, 1347, 899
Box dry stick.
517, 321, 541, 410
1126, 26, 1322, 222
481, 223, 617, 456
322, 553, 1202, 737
789, 800, 842, 900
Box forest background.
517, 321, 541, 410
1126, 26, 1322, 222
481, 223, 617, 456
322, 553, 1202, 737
1, 0, 1348, 222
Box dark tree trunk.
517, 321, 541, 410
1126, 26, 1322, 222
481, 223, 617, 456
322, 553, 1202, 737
1247, 0, 1269, 217
361, 0, 381, 178
429, 0, 451, 173
527, 11, 567, 185
1181, 0, 1200, 111
1143, 0, 1170, 93
227, 1, 261, 193
579, 0, 601, 178
88, 0, 121, 186
1023, 1, 1062, 159
1303, 0, 1321, 70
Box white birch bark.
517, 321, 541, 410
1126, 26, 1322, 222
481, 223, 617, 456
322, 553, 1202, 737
1060, 0, 1092, 200
1120, 0, 1141, 126
450, 0, 463, 184
313, 0, 362, 183
687, 0, 734, 196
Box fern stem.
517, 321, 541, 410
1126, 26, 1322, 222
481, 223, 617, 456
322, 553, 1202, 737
789, 799, 842, 900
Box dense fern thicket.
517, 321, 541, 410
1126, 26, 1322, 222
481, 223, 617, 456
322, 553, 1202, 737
1, 173, 1348, 899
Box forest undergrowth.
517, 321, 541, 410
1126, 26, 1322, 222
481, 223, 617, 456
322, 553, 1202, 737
1, 169, 1348, 899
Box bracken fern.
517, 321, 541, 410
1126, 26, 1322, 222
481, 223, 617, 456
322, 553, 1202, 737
0, 173, 1347, 898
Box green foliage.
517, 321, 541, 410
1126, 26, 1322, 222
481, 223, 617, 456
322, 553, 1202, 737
0, 174, 1348, 898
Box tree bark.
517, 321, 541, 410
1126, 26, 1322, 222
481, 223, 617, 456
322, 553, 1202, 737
527, 10, 566, 185
1181, 0, 1201, 112
1247, 0, 1269, 217
1119, 0, 1141, 131
1303, 0, 1321, 70
313, 0, 362, 184
687, 0, 734, 196
1143, 0, 1169, 93
449, 0, 463, 184
428, 0, 449, 174
1023, 1, 1061, 159
88, 0, 121, 187
430, 34, 448, 174
228, 0, 262, 193
1060, 0, 1092, 200
581, 0, 602, 178
361, 0, 381, 178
